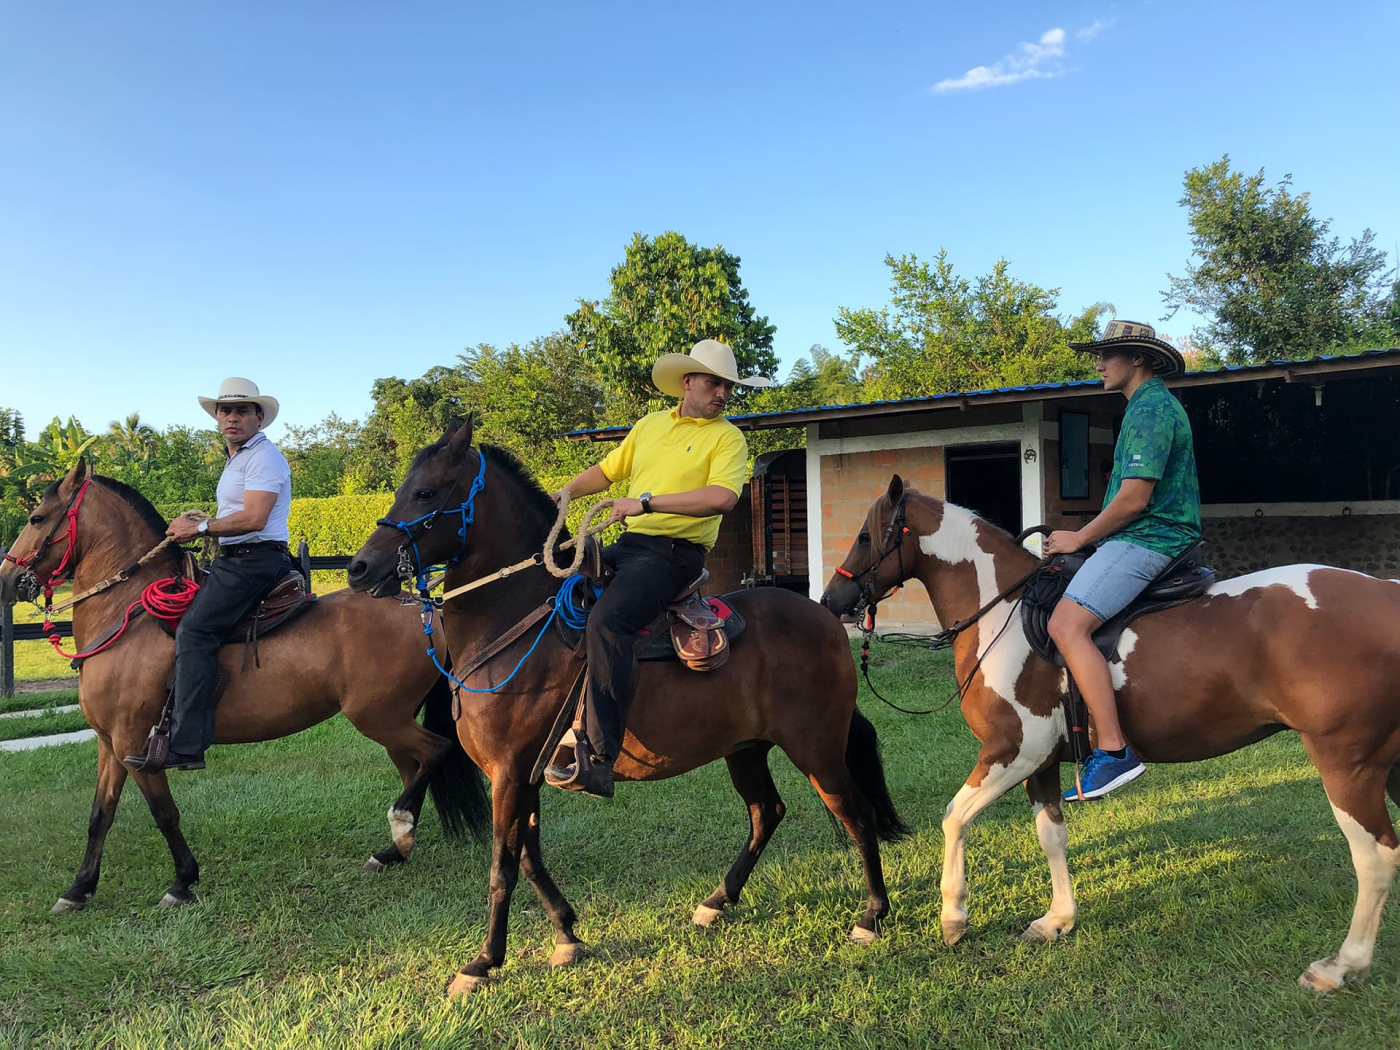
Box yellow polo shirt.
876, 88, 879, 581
598, 408, 749, 550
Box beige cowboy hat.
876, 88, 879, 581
197, 377, 280, 428
1070, 320, 1186, 379
651, 339, 772, 398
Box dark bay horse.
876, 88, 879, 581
0, 459, 488, 913
821, 477, 1400, 992
346, 419, 906, 994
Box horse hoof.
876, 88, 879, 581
1299, 958, 1352, 994
51, 897, 86, 915
849, 924, 878, 945
363, 856, 386, 873
692, 904, 724, 928
158, 892, 192, 909
549, 942, 585, 968
941, 919, 968, 946
446, 973, 487, 997
1021, 919, 1071, 943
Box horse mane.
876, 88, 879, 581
43, 475, 176, 544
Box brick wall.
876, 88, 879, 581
704, 486, 754, 594
819, 447, 944, 628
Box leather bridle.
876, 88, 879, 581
833, 492, 910, 617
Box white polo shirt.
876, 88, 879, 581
215, 431, 292, 545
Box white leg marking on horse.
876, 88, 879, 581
1109, 628, 1138, 692
388, 807, 416, 852
1023, 801, 1076, 942
1301, 802, 1400, 991
941, 751, 1051, 943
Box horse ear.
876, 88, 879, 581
447, 412, 475, 452
887, 474, 904, 504
59, 457, 92, 497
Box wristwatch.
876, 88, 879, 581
196, 519, 209, 535
638, 492, 654, 514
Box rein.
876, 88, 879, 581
6, 478, 199, 661
852, 509, 1049, 716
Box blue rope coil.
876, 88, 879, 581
422, 572, 601, 695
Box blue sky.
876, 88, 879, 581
2, 1, 1396, 438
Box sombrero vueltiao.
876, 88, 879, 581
197, 377, 281, 428
651, 339, 772, 398
1069, 320, 1186, 379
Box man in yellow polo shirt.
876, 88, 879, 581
544, 339, 769, 797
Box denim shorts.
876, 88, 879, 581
1062, 540, 1173, 622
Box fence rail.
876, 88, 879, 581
0, 544, 354, 697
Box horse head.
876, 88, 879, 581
820, 474, 923, 618
0, 457, 94, 606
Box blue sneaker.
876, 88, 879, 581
1064, 747, 1145, 801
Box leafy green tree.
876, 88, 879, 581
835, 251, 1104, 400
106, 412, 158, 471
566, 232, 778, 422
1162, 155, 1393, 364
283, 414, 364, 498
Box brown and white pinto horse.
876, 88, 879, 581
821, 477, 1400, 992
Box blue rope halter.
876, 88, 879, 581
378, 448, 600, 696
376, 449, 488, 595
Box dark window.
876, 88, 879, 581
1059, 411, 1090, 499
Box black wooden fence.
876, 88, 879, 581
0, 543, 354, 697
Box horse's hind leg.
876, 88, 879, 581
796, 757, 889, 944
516, 786, 585, 967
1299, 763, 1400, 992
693, 744, 786, 929
53, 737, 129, 914
363, 729, 453, 872
1020, 764, 1076, 942
130, 769, 200, 908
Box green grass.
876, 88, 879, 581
0, 690, 79, 715
0, 708, 88, 743
1, 641, 1396, 1049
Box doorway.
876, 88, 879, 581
945, 443, 1023, 536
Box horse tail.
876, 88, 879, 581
420, 674, 492, 843
845, 709, 910, 842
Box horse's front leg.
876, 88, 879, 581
447, 774, 530, 995
941, 742, 1051, 945
1020, 764, 1076, 942
53, 736, 129, 913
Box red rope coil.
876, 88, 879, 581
48, 576, 201, 660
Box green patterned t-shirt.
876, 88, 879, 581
1104, 378, 1202, 556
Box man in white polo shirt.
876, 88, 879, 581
125, 377, 293, 773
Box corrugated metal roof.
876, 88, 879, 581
565, 346, 1400, 440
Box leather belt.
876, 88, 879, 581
218, 541, 290, 558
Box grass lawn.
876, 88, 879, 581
0, 708, 88, 743
1, 641, 1396, 1049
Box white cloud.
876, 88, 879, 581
933, 27, 1068, 93
1076, 18, 1115, 40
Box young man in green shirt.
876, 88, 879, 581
1045, 321, 1202, 800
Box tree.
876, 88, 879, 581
566, 232, 778, 423
107, 412, 159, 471
1162, 155, 1393, 364
835, 251, 1105, 401
282, 414, 364, 498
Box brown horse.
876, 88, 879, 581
0, 459, 488, 913
346, 419, 907, 993
820, 476, 1400, 992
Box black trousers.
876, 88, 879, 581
584, 532, 705, 758
169, 546, 291, 755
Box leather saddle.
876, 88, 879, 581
563, 538, 745, 672
1021, 540, 1217, 666
154, 555, 319, 650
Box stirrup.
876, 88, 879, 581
543, 733, 614, 798
125, 724, 171, 772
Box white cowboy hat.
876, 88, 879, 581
197, 377, 280, 428
651, 339, 772, 399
